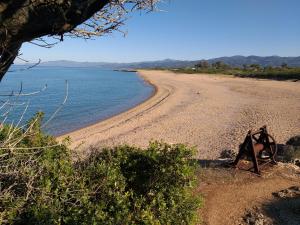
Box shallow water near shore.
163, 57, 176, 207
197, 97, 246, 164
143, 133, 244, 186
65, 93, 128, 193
0, 66, 153, 136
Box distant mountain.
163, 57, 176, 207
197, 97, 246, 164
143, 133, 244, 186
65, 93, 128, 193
39, 59, 198, 69
38, 56, 300, 69
206, 56, 300, 67
40, 60, 118, 68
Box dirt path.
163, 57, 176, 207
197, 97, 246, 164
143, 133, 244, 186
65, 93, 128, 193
197, 164, 300, 225
60, 70, 300, 159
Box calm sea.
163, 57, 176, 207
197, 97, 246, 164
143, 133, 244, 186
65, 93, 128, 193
0, 66, 153, 136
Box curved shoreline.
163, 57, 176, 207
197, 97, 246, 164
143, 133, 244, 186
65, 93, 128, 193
59, 70, 300, 159
56, 71, 158, 137
57, 70, 170, 147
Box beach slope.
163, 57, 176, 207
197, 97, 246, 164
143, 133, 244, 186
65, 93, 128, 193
60, 70, 300, 159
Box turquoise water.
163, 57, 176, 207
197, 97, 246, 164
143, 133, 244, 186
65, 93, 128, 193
0, 67, 153, 136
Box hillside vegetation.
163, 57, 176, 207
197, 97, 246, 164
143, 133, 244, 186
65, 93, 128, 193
172, 61, 300, 80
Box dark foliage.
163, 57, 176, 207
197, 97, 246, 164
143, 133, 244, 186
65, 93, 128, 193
173, 62, 300, 80
0, 114, 201, 224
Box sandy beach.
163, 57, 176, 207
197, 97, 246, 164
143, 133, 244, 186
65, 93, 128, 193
60, 70, 300, 159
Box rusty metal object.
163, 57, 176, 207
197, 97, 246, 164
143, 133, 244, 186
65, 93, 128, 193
233, 126, 277, 174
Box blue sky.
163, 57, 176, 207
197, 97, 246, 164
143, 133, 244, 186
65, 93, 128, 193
19, 0, 300, 63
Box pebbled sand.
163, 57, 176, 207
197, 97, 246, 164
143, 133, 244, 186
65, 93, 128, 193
59, 70, 300, 159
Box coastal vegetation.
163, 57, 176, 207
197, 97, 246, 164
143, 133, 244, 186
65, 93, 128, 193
283, 136, 300, 164
171, 61, 300, 80
0, 113, 201, 224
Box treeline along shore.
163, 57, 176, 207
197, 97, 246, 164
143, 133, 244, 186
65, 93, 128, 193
158, 61, 300, 81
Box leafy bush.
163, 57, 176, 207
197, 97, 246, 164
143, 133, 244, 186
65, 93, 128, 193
282, 136, 300, 162
0, 113, 201, 224
286, 136, 300, 146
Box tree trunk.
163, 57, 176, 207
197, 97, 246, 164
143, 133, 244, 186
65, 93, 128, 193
0, 0, 110, 80
0, 43, 21, 81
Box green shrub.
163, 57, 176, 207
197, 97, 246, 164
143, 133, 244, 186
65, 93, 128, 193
286, 136, 300, 146
283, 136, 300, 162
0, 113, 201, 225
282, 145, 300, 162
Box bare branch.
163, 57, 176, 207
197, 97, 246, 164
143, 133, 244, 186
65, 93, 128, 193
41, 80, 69, 128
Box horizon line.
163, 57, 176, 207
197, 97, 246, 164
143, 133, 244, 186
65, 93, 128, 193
14, 55, 300, 65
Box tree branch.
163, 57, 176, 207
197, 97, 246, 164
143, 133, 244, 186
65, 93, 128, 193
0, 0, 160, 80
